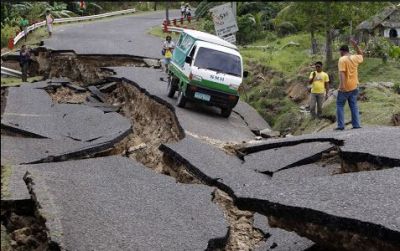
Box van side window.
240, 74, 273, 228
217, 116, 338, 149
189, 46, 196, 58
180, 35, 195, 53
177, 34, 185, 47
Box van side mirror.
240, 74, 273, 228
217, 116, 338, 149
185, 56, 192, 64
243, 71, 249, 78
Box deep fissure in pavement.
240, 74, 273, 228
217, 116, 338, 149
237, 200, 400, 251
1, 168, 58, 251
236, 139, 398, 174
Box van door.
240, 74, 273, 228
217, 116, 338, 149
183, 45, 196, 77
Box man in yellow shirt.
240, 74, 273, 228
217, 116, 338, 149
308, 61, 329, 119
336, 39, 363, 130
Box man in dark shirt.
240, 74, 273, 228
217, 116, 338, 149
20, 45, 31, 82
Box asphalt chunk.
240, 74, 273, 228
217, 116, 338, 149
243, 142, 335, 174
14, 156, 228, 251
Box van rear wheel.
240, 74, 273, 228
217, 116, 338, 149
176, 91, 186, 108
221, 107, 232, 118
167, 77, 178, 98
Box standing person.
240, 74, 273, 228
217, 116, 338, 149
162, 35, 175, 73
19, 15, 29, 42
45, 10, 54, 37
181, 3, 186, 18
308, 61, 330, 119
185, 4, 192, 18
20, 45, 31, 82
336, 38, 364, 130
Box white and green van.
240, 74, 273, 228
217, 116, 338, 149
167, 29, 248, 117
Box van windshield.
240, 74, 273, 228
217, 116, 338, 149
194, 47, 241, 77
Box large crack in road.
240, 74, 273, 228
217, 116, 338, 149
2, 8, 399, 248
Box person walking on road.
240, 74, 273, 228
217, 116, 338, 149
336, 38, 364, 130
20, 45, 31, 82
19, 15, 29, 42
162, 35, 175, 73
45, 10, 54, 37
308, 61, 329, 119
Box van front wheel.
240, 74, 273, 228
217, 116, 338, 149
221, 107, 232, 118
176, 91, 186, 108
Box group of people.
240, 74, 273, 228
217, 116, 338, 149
180, 3, 192, 18
18, 10, 54, 42
308, 38, 363, 130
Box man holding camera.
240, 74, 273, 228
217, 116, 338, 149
308, 61, 330, 119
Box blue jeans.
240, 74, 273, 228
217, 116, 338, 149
336, 88, 361, 129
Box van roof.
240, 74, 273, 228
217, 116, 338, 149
195, 40, 241, 58
182, 29, 238, 50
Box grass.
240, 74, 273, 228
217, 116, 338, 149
1, 165, 12, 199
240, 33, 325, 77
359, 58, 400, 84
14, 27, 48, 49
1, 76, 43, 87
294, 86, 400, 135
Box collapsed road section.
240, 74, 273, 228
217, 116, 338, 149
2, 50, 400, 251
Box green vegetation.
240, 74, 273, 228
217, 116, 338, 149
240, 33, 324, 76
1, 76, 43, 87
1, 165, 12, 198
295, 86, 400, 135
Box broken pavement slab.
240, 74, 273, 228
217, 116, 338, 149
87, 85, 107, 103
160, 135, 271, 198
10, 156, 228, 250
253, 213, 315, 251
237, 168, 400, 251
242, 142, 335, 174
1, 85, 131, 142
1, 124, 131, 165
272, 163, 340, 182
161, 134, 400, 250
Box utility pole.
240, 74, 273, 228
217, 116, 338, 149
166, 1, 169, 22
231, 2, 237, 20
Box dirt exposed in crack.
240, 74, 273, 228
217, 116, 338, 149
1, 166, 54, 251
212, 189, 266, 251
105, 81, 184, 173
46, 86, 89, 104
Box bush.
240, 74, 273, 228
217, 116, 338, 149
276, 21, 297, 37
389, 45, 400, 62
1, 24, 19, 48
365, 37, 392, 58
394, 82, 400, 94
202, 19, 215, 34
237, 14, 264, 44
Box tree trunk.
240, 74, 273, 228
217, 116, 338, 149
311, 30, 318, 54
154, 2, 157, 11
325, 29, 333, 67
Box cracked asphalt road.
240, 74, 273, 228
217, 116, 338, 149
3, 9, 400, 251
44, 10, 181, 58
